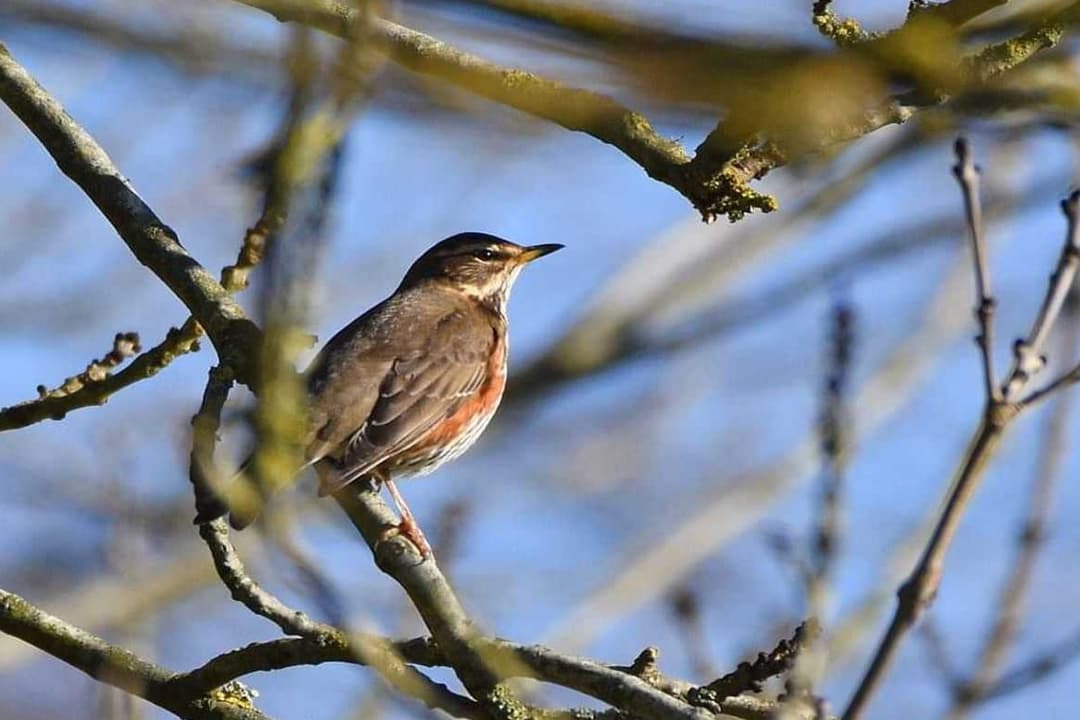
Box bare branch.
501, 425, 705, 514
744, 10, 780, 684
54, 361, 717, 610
190, 366, 339, 639
952, 137, 1000, 403
333, 484, 523, 713
842, 140, 1080, 720
0, 588, 272, 720
698, 621, 819, 703
0, 331, 140, 427
228, 0, 775, 219
0, 197, 268, 432
1003, 191, 1080, 399
976, 626, 1080, 703
810, 301, 856, 608
0, 42, 260, 380
948, 304, 1080, 717
171, 634, 484, 720
842, 413, 1009, 720
198, 518, 342, 639
171, 629, 818, 720
0, 322, 200, 431
225, 0, 1074, 222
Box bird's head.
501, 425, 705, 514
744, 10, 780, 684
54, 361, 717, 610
400, 232, 563, 309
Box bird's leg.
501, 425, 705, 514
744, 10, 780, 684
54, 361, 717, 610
380, 479, 433, 559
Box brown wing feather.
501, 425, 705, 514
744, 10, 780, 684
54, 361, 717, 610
317, 308, 494, 495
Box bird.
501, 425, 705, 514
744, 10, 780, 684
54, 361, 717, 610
202, 232, 562, 557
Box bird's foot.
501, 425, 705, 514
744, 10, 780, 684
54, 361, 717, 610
377, 516, 433, 560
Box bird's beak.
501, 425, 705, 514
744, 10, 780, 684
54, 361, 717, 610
519, 243, 564, 263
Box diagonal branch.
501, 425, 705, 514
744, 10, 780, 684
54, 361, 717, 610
0, 207, 268, 432
1002, 192, 1080, 398
0, 588, 273, 720
0, 324, 198, 431
976, 625, 1080, 703
842, 140, 1080, 720
948, 305, 1079, 717
227, 0, 1075, 223
952, 137, 1000, 403
228, 0, 738, 211
333, 485, 524, 714
0, 42, 260, 382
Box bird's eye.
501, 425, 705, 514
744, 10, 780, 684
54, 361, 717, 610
475, 249, 497, 261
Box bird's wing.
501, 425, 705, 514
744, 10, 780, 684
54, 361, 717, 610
315, 308, 494, 495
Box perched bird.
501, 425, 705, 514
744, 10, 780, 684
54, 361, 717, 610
206, 232, 562, 556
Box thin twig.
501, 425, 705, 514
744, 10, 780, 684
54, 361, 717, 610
782, 300, 856, 718
976, 626, 1080, 702
668, 585, 715, 679
842, 405, 1009, 720
843, 141, 1080, 720
948, 299, 1080, 717
0, 197, 268, 432
811, 302, 855, 605
191, 368, 339, 640
0, 323, 199, 431
953, 138, 1001, 403
699, 621, 819, 702
1004, 191, 1080, 400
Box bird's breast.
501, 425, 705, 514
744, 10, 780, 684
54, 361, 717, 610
393, 331, 507, 475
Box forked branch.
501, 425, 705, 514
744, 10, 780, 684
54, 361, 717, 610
842, 139, 1080, 720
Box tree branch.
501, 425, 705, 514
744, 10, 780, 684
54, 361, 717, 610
161, 629, 817, 720
976, 626, 1080, 703
1002, 191, 1080, 399
0, 588, 272, 720
224, 0, 1073, 224
842, 140, 1080, 720
333, 484, 523, 715
953, 137, 1000, 403
0, 42, 260, 381
948, 305, 1079, 717
0, 323, 202, 431
0, 201, 268, 432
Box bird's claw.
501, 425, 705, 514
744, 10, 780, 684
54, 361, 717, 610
376, 517, 433, 560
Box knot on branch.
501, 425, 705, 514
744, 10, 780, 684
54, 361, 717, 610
1012, 340, 1046, 380
986, 399, 1020, 429
896, 572, 939, 626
